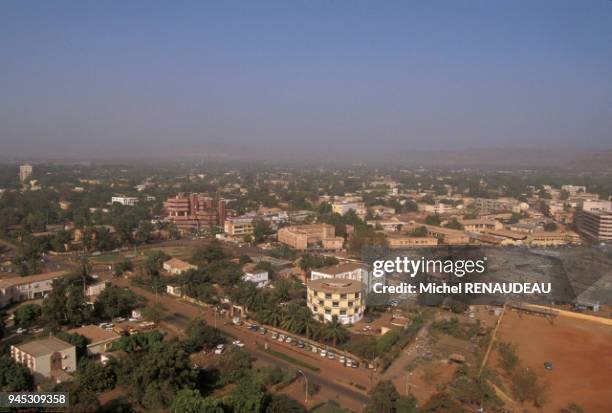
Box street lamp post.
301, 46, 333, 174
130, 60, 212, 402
297, 369, 308, 404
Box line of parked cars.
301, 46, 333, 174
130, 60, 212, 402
242, 323, 359, 368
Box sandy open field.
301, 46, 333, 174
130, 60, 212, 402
494, 309, 612, 413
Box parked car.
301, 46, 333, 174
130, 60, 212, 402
320, 350, 327, 357
544, 361, 553, 370
16, 328, 27, 334
278, 334, 285, 341
259, 327, 267, 335
311, 346, 318, 353
232, 340, 245, 348
327, 352, 335, 360
99, 322, 114, 330
214, 344, 225, 355
297, 340, 305, 348
285, 336, 292, 344
271, 332, 278, 340
339, 356, 345, 364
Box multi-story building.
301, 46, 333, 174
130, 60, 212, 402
307, 278, 365, 325
111, 194, 139, 206
422, 225, 470, 245
19, 164, 33, 183
224, 215, 254, 237
0, 272, 62, 308
474, 198, 523, 214
277, 224, 343, 250
577, 201, 612, 242
386, 233, 438, 249
366, 219, 407, 232
331, 201, 367, 218
561, 185, 587, 196
459, 219, 503, 233
164, 193, 227, 232
11, 336, 76, 382
311, 262, 372, 293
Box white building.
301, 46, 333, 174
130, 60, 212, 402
577, 200, 612, 242
111, 195, 139, 206
242, 265, 269, 288
0, 272, 62, 308
11, 337, 76, 383
311, 262, 373, 294
332, 201, 366, 218
19, 164, 33, 183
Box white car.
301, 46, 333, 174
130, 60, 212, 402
232, 340, 245, 348
214, 344, 225, 355
320, 350, 327, 357
16, 328, 27, 334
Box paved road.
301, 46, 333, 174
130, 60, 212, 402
111, 278, 371, 407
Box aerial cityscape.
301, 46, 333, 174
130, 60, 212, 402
1, 1, 611, 413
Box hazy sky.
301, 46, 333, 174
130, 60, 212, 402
1, 1, 611, 159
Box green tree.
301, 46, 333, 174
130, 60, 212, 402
497, 341, 520, 374
543, 222, 558, 232
252, 218, 273, 243
113, 259, 134, 276
94, 285, 141, 320
171, 389, 224, 413
135, 221, 154, 244
0, 356, 34, 391
365, 380, 399, 413
395, 395, 418, 413
76, 358, 116, 392
425, 214, 441, 226
14, 303, 41, 327
118, 340, 197, 409
192, 240, 225, 265
212, 347, 252, 385
420, 392, 466, 413
231, 378, 265, 413
511, 367, 548, 406
443, 218, 464, 230
409, 226, 428, 237
42, 281, 68, 330
321, 315, 348, 346
142, 302, 165, 324
183, 319, 224, 353
65, 284, 91, 326
55, 331, 89, 359
265, 394, 306, 413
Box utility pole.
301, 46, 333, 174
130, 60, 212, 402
297, 369, 308, 404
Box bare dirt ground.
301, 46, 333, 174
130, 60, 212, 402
493, 309, 612, 413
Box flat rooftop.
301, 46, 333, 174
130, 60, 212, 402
15, 336, 73, 357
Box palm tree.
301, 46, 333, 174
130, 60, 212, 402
297, 306, 317, 338
322, 315, 348, 347
281, 303, 303, 333
262, 306, 284, 327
